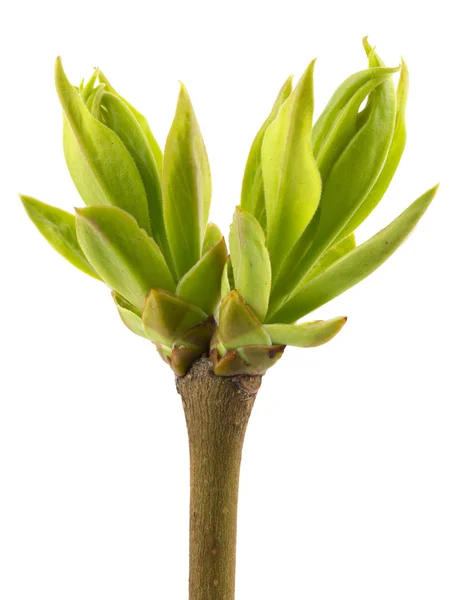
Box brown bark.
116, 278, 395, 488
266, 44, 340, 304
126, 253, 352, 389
176, 357, 261, 600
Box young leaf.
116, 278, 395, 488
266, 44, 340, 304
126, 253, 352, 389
98, 69, 163, 175
202, 223, 222, 255
268, 185, 438, 324
112, 292, 147, 339
55, 58, 151, 233
20, 195, 100, 280
301, 233, 356, 284
338, 57, 409, 239
241, 75, 293, 228
176, 237, 227, 314
162, 83, 212, 279
142, 289, 207, 347
76, 206, 175, 311
265, 317, 347, 347
218, 291, 271, 349
262, 61, 321, 276
98, 91, 172, 267
229, 207, 271, 321
294, 51, 397, 286
312, 66, 399, 182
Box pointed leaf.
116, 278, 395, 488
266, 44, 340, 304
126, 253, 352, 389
176, 237, 227, 314
76, 206, 175, 311
302, 233, 356, 284
312, 65, 399, 182
339, 57, 409, 239
202, 223, 222, 255
218, 291, 271, 349
112, 292, 147, 339
265, 316, 347, 347
269, 186, 438, 323
241, 75, 293, 228
262, 61, 321, 275
98, 70, 163, 174
55, 58, 151, 233
142, 289, 207, 346
21, 195, 99, 280
98, 91, 172, 266
229, 207, 271, 321
162, 83, 212, 279
293, 50, 398, 286
268, 208, 320, 313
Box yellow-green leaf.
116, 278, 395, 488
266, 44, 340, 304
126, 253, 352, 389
241, 75, 293, 229
265, 317, 347, 347
269, 186, 438, 323
162, 83, 212, 279
262, 61, 321, 276
98, 70, 163, 174
218, 291, 271, 349
229, 207, 271, 321
112, 292, 147, 339
55, 58, 151, 233
20, 195, 99, 280
76, 206, 175, 311
338, 56, 409, 239
176, 237, 227, 314
202, 222, 222, 255
142, 289, 207, 347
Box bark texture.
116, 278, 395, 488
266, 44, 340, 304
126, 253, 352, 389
177, 357, 261, 600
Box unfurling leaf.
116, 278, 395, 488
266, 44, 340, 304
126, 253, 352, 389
176, 237, 227, 314
55, 58, 151, 233
293, 48, 398, 285
302, 233, 356, 284
142, 289, 207, 347
338, 56, 409, 239
98, 91, 172, 265
265, 316, 347, 347
262, 61, 321, 276
241, 75, 293, 228
20, 195, 99, 280
76, 206, 175, 311
163, 83, 212, 279
229, 208, 271, 321
97, 70, 163, 174
218, 291, 271, 350
269, 185, 438, 323
112, 292, 147, 339
312, 65, 399, 182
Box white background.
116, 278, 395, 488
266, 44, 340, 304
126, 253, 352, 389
1, 1, 449, 598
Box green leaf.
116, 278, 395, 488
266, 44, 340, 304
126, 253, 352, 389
338, 57, 409, 239
312, 65, 399, 182
268, 208, 320, 314
112, 292, 147, 339
142, 289, 207, 347
176, 237, 227, 314
20, 195, 100, 280
98, 91, 172, 267
55, 57, 151, 233
265, 316, 347, 347
76, 206, 175, 311
262, 61, 321, 276
302, 233, 356, 284
293, 48, 398, 287
98, 70, 163, 174
241, 75, 293, 228
162, 83, 212, 280
268, 185, 438, 323
218, 291, 271, 349
229, 207, 271, 321
202, 223, 222, 255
